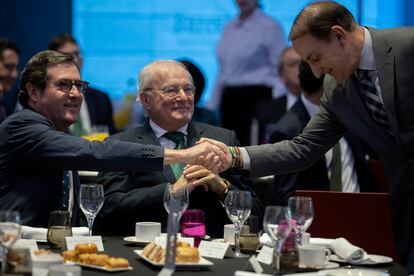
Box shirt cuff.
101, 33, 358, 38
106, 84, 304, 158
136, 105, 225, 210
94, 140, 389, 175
239, 147, 251, 170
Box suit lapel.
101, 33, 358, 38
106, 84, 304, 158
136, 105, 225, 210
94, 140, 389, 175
187, 122, 203, 147
137, 121, 176, 183
370, 28, 400, 140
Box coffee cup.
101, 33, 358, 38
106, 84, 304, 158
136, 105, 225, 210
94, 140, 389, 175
298, 244, 331, 268
301, 232, 311, 245
223, 224, 235, 245
135, 222, 161, 242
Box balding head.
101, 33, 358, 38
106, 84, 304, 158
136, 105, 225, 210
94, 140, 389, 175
289, 1, 356, 42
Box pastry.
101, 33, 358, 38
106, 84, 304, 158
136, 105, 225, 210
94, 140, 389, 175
105, 257, 130, 268
75, 243, 98, 254
176, 247, 199, 263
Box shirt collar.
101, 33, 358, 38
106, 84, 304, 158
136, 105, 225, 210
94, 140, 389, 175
149, 119, 188, 138
359, 27, 376, 70
301, 94, 320, 118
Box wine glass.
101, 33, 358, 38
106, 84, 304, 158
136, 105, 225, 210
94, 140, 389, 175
163, 184, 189, 228
224, 190, 251, 258
79, 184, 104, 236
287, 196, 314, 245
263, 206, 292, 274
180, 209, 206, 247
0, 211, 21, 272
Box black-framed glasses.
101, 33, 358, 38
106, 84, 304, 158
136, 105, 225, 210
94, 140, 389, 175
52, 79, 89, 94
147, 84, 195, 97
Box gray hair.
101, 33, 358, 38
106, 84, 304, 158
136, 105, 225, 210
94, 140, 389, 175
136, 60, 193, 103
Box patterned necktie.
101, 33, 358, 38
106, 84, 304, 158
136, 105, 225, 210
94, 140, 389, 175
163, 131, 186, 179
358, 69, 392, 135
57, 171, 71, 210
330, 143, 342, 192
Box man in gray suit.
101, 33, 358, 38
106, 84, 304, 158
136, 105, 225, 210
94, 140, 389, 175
97, 60, 263, 237
0, 51, 227, 227
197, 1, 414, 272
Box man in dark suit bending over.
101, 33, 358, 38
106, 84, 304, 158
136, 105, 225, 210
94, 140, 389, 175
196, 1, 414, 272
97, 60, 263, 237
0, 51, 228, 228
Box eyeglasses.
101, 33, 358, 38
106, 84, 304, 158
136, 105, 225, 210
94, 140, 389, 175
51, 79, 89, 94
147, 85, 195, 97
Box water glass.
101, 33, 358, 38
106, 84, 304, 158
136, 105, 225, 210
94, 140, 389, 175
287, 196, 314, 245
0, 211, 21, 272
263, 206, 292, 274
79, 184, 104, 236
240, 215, 261, 254
47, 210, 72, 249
180, 209, 206, 247
224, 190, 252, 258
163, 184, 189, 228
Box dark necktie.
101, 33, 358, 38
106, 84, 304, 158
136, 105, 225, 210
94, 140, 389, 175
358, 69, 391, 134
330, 143, 342, 191
57, 171, 71, 210
163, 131, 186, 179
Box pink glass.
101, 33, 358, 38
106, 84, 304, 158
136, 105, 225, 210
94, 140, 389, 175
180, 209, 206, 247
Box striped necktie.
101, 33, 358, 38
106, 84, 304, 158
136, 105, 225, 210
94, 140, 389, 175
358, 69, 392, 135
330, 143, 342, 191
163, 131, 186, 179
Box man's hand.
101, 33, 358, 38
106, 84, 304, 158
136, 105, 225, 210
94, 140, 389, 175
195, 138, 232, 172
184, 165, 227, 196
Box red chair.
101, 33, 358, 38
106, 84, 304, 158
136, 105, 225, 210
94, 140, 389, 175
294, 190, 398, 261
368, 159, 389, 193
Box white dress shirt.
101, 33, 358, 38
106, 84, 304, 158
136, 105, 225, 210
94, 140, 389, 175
206, 8, 286, 110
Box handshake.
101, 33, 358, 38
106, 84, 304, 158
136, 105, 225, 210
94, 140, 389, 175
164, 138, 236, 173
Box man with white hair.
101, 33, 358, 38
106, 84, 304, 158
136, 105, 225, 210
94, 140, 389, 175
97, 60, 263, 237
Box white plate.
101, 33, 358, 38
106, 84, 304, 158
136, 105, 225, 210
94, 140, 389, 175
330, 254, 393, 265
134, 249, 213, 269
123, 236, 153, 245
318, 268, 389, 276
66, 261, 133, 272
299, 261, 340, 270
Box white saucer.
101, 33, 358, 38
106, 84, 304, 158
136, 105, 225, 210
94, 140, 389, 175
123, 236, 153, 245
318, 268, 389, 276
299, 261, 340, 270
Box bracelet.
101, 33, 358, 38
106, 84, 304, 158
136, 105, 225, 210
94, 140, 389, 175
229, 146, 243, 169
219, 179, 232, 200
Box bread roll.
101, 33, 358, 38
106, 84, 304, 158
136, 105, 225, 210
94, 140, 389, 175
176, 247, 199, 263
75, 243, 98, 254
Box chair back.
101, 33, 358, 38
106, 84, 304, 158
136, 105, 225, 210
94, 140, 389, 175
295, 190, 398, 260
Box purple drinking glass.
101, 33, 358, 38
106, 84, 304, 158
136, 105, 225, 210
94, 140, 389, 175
180, 209, 206, 247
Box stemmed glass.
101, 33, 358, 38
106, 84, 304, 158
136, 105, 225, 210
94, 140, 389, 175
224, 190, 252, 258
287, 196, 314, 245
79, 184, 104, 236
0, 211, 21, 272
263, 206, 292, 274
163, 184, 189, 228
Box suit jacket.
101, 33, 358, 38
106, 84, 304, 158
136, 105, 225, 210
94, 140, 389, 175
252, 96, 287, 143
0, 108, 164, 227
245, 27, 414, 264
269, 98, 379, 205
96, 120, 264, 238
84, 86, 116, 134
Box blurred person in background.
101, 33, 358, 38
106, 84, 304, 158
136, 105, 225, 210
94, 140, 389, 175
0, 38, 21, 115
0, 62, 9, 122
206, 0, 286, 146
48, 33, 116, 135
251, 47, 302, 144
179, 59, 218, 126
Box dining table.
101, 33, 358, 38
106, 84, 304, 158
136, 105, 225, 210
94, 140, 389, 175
59, 236, 408, 276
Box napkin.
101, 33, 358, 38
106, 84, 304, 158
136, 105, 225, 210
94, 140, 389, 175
259, 233, 273, 248
21, 226, 89, 240
330, 237, 375, 264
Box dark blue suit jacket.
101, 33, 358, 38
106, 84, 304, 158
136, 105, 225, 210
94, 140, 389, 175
270, 98, 379, 205
96, 120, 264, 238
0, 108, 164, 227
